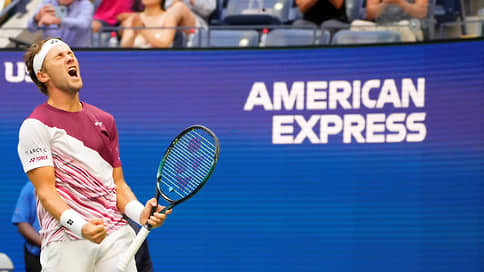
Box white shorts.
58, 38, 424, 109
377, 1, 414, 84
40, 225, 137, 272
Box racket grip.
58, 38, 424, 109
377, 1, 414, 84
117, 227, 151, 272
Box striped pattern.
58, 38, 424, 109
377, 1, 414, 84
18, 105, 127, 247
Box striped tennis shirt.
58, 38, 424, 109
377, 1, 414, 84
18, 102, 127, 248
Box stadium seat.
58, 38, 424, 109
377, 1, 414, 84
209, 0, 225, 25
223, 0, 292, 25
318, 0, 366, 40
434, 0, 465, 24
319, 29, 331, 45
0, 253, 14, 272
345, 0, 365, 22
265, 28, 323, 46
479, 8, 484, 37
331, 29, 401, 44
189, 29, 259, 48
172, 30, 187, 48
423, 0, 437, 39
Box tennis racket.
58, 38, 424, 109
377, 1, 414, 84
118, 125, 220, 271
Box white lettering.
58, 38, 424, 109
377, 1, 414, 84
329, 80, 352, 109
272, 115, 294, 144
320, 115, 343, 143
244, 82, 273, 111
273, 81, 305, 110
376, 79, 401, 108
402, 78, 425, 108
406, 112, 427, 142
4, 62, 33, 83
361, 79, 379, 109
343, 114, 366, 143
366, 113, 386, 143
294, 115, 320, 144
306, 81, 327, 110
386, 113, 407, 143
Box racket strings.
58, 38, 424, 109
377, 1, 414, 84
165, 135, 215, 186
191, 130, 218, 150
172, 135, 215, 173
159, 129, 217, 200
168, 136, 215, 187
162, 151, 212, 196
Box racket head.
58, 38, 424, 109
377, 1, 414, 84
156, 125, 219, 207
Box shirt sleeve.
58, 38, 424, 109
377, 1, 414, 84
27, 0, 51, 32
191, 0, 217, 20
18, 119, 54, 173
61, 0, 94, 29
109, 117, 122, 168
164, 0, 216, 20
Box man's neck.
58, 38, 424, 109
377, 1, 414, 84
47, 89, 82, 112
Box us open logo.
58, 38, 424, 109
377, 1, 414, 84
4, 61, 33, 83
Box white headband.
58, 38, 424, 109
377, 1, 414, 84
33, 39, 69, 79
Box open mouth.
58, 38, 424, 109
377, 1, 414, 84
68, 67, 78, 78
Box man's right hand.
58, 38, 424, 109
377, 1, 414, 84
35, 4, 56, 25
81, 218, 107, 244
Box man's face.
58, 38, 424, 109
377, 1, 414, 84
42, 43, 83, 94
58, 0, 75, 6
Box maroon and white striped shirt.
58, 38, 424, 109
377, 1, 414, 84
18, 102, 127, 247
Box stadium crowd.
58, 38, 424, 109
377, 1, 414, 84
0, 0, 482, 47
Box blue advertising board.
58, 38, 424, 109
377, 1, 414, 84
0, 40, 483, 271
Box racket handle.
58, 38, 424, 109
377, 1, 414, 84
117, 226, 151, 272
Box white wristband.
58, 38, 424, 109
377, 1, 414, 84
124, 200, 144, 225
60, 209, 87, 238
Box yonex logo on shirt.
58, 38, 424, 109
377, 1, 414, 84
94, 121, 103, 127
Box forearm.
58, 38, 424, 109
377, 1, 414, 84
366, 1, 386, 20
27, 167, 71, 221
61, 16, 91, 29
399, 0, 428, 19
116, 180, 138, 213
17, 222, 41, 247
113, 168, 170, 228
116, 12, 133, 23
113, 167, 138, 213
28, 0, 46, 29
120, 30, 137, 47
36, 187, 71, 221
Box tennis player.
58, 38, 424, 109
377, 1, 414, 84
17, 38, 171, 272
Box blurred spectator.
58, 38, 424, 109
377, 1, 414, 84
27, 0, 94, 47
120, 0, 169, 48
351, 0, 429, 41
91, 0, 135, 46
294, 0, 347, 26
366, 0, 428, 21
121, 0, 214, 48
164, 0, 216, 28
11, 182, 41, 272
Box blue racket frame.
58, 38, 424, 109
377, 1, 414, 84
153, 125, 220, 216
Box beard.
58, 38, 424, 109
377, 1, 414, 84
55, 76, 83, 95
